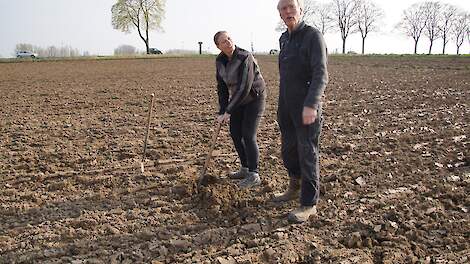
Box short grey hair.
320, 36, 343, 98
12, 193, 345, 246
277, 0, 304, 11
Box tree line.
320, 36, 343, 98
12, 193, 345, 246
14, 43, 150, 57
398, 1, 469, 54
15, 43, 87, 58
277, 0, 470, 55
112, 0, 468, 55
13, 0, 469, 56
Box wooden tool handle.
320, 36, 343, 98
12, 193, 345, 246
142, 93, 155, 161
200, 121, 222, 177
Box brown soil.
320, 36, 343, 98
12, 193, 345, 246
1, 55, 469, 263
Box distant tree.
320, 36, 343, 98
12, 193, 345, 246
467, 21, 470, 54
165, 49, 199, 55
423, 1, 441, 54
16, 44, 41, 57
69, 47, 80, 57
451, 12, 469, 55
397, 3, 427, 54
468, 27, 470, 54
47, 46, 59, 57
15, 43, 82, 57
275, 19, 287, 32
303, 1, 335, 35
331, 0, 360, 54
58, 46, 80, 57
438, 3, 459, 54
59, 46, 68, 57
15, 43, 35, 53
355, 0, 384, 54
36, 48, 46, 57
111, 0, 165, 54
114, 44, 138, 55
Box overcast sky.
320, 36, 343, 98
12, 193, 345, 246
0, 0, 469, 57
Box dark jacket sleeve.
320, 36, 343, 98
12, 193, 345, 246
303, 30, 328, 108
225, 54, 255, 114
216, 65, 229, 115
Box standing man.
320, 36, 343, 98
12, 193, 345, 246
273, 0, 328, 223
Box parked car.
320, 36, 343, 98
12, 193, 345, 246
149, 48, 163, 54
269, 49, 279, 55
16, 50, 38, 58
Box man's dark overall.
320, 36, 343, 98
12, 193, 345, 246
278, 22, 328, 207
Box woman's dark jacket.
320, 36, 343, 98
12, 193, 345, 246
216, 46, 266, 115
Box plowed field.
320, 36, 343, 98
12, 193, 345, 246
1, 55, 469, 263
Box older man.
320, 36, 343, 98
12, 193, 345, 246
273, 0, 328, 223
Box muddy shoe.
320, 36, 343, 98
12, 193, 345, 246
239, 172, 261, 189
288, 205, 317, 223
229, 167, 249, 179
272, 178, 300, 202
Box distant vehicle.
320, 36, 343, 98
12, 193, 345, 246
149, 48, 163, 54
16, 50, 38, 58
269, 49, 279, 55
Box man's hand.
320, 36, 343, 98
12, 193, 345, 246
217, 112, 230, 124
302, 106, 317, 125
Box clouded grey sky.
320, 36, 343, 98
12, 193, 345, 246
0, 0, 469, 57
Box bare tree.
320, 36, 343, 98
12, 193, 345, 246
304, 1, 335, 35
47, 46, 59, 57
423, 1, 441, 54
468, 27, 470, 54
112, 0, 165, 54
275, 0, 333, 34
301, 0, 316, 22
275, 19, 287, 32
452, 12, 469, 55
15, 43, 82, 58
69, 47, 81, 57
59, 46, 76, 57
355, 0, 384, 54
438, 3, 458, 54
15, 43, 34, 53
331, 0, 360, 54
397, 3, 427, 54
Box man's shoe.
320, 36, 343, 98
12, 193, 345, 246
272, 177, 300, 202
239, 172, 261, 189
288, 205, 317, 223
229, 167, 249, 179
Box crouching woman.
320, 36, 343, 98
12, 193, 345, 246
213, 31, 266, 189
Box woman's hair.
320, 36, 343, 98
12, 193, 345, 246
213, 31, 228, 45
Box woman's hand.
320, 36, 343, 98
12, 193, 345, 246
217, 113, 230, 124
302, 106, 317, 125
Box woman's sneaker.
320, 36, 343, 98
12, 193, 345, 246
229, 167, 249, 179
239, 172, 261, 189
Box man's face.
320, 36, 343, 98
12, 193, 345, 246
216, 33, 234, 55
278, 0, 302, 31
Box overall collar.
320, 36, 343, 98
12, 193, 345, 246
288, 21, 306, 38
